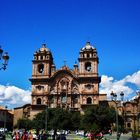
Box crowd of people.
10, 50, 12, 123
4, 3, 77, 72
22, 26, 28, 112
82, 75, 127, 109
12, 130, 48, 140
11, 129, 67, 140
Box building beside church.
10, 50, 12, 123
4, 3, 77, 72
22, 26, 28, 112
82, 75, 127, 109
0, 106, 13, 131
123, 92, 140, 133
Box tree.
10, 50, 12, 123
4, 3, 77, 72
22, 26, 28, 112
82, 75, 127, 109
48, 108, 71, 140
70, 111, 81, 130
32, 110, 46, 129
17, 118, 32, 130
81, 106, 116, 133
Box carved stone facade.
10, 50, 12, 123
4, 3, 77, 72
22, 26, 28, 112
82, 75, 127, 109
123, 92, 140, 133
29, 42, 102, 115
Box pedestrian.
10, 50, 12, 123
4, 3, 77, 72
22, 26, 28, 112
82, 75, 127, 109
12, 131, 16, 140
22, 131, 28, 140
108, 129, 112, 136
28, 132, 33, 140
42, 133, 48, 140
15, 132, 20, 140
56, 134, 60, 140
60, 134, 66, 140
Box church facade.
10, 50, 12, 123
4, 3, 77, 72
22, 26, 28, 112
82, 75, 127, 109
29, 42, 106, 116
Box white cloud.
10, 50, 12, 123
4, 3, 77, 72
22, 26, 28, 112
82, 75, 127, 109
125, 71, 140, 87
100, 70, 140, 100
0, 84, 31, 108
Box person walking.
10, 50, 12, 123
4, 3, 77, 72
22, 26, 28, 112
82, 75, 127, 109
15, 132, 20, 140
22, 131, 28, 140
60, 134, 66, 140
28, 132, 33, 140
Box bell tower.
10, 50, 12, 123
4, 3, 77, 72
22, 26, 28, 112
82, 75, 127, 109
32, 43, 54, 78
78, 42, 99, 76
30, 43, 55, 106
78, 42, 100, 105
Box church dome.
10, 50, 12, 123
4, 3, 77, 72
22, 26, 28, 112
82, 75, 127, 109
39, 43, 50, 52
82, 42, 95, 50
33, 43, 53, 60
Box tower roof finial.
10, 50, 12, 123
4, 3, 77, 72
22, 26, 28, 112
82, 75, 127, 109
82, 41, 95, 50
38, 43, 50, 52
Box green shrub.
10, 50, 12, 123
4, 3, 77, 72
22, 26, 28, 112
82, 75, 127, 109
132, 133, 140, 138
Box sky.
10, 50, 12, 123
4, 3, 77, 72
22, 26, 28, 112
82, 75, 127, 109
0, 0, 140, 109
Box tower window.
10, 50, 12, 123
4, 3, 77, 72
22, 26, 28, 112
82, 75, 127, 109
38, 64, 44, 73
40, 56, 43, 60
36, 85, 44, 90
85, 84, 92, 90
93, 53, 97, 57
87, 53, 90, 58
34, 56, 37, 60
37, 98, 41, 104
87, 97, 92, 104
85, 62, 92, 72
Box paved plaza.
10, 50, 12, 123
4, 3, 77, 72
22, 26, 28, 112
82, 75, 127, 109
66, 133, 140, 140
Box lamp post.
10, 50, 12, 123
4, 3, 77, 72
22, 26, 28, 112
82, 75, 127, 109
110, 91, 124, 140
4, 106, 7, 134
0, 46, 9, 70
45, 105, 48, 132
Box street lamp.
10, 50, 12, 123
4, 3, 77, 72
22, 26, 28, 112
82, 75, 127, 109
110, 91, 124, 140
0, 46, 9, 70
4, 106, 7, 134
45, 105, 48, 131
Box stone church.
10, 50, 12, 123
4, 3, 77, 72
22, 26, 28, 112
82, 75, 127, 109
13, 42, 107, 125
30, 42, 106, 112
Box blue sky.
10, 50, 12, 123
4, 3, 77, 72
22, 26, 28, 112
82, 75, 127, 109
0, 0, 140, 109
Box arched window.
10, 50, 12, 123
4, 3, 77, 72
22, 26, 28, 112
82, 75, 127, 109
127, 123, 131, 128
85, 84, 92, 90
72, 93, 78, 103
87, 53, 90, 58
85, 62, 92, 72
38, 64, 44, 73
61, 92, 66, 103
36, 85, 44, 91
40, 55, 43, 60
37, 98, 41, 104
87, 97, 92, 104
